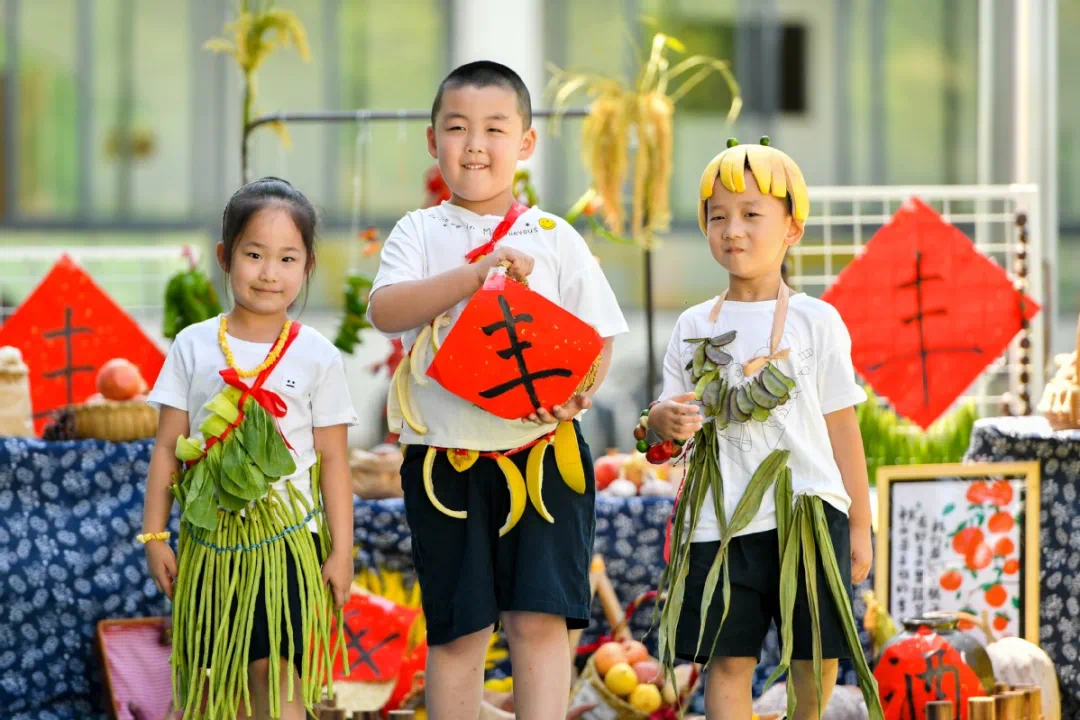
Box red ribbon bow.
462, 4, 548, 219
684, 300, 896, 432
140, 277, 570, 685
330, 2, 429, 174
187, 322, 301, 467
463, 201, 529, 264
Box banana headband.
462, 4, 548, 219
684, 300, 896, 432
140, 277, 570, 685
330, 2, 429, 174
697, 136, 810, 235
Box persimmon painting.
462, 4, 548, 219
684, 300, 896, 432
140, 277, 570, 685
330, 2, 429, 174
875, 462, 1041, 643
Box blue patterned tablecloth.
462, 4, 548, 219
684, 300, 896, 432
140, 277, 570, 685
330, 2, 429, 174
0, 437, 874, 720
964, 416, 1080, 719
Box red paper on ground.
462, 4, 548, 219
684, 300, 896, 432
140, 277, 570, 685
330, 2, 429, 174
330, 593, 417, 684
0, 255, 166, 434
426, 271, 603, 420
821, 197, 1039, 429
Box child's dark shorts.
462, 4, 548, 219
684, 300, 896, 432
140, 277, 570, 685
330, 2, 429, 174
674, 500, 853, 663
401, 420, 596, 646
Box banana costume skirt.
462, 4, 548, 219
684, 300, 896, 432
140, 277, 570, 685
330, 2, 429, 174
400, 419, 596, 645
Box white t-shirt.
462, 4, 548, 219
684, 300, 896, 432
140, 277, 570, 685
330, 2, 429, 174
147, 317, 359, 525
370, 201, 629, 451
659, 294, 867, 542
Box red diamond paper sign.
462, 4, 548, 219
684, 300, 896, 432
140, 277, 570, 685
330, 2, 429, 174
427, 270, 603, 420
820, 197, 1039, 429
0, 255, 166, 434
330, 592, 416, 684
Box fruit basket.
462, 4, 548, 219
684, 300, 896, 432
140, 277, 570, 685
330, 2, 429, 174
570, 591, 700, 720
71, 399, 158, 442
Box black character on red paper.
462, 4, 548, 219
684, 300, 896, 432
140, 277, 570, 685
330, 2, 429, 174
904, 648, 960, 719
342, 618, 401, 675
478, 295, 572, 409
41, 307, 93, 417
866, 251, 982, 406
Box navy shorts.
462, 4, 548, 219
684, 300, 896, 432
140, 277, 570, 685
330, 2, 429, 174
401, 420, 596, 646
674, 501, 854, 663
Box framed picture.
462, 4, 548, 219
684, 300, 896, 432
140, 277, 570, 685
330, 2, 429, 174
874, 461, 1040, 642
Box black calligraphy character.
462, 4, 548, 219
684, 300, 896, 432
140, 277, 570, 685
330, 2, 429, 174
342, 616, 401, 675
904, 649, 961, 719
40, 307, 94, 418
866, 251, 982, 407
478, 295, 573, 409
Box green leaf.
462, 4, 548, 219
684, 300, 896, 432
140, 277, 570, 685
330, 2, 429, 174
943, 503, 955, 515
183, 460, 218, 531
1012, 597, 1020, 609
956, 591, 961, 600
175, 435, 204, 463
203, 391, 241, 425
240, 400, 296, 478
199, 412, 230, 440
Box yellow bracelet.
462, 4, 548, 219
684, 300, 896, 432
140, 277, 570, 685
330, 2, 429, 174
136, 531, 171, 544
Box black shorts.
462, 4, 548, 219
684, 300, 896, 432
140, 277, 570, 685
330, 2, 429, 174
401, 421, 596, 646
674, 501, 853, 663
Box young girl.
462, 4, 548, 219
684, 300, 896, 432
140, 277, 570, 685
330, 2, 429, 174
649, 139, 883, 720
141, 177, 357, 720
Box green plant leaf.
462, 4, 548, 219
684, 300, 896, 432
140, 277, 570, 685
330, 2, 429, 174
943, 503, 955, 515
240, 400, 296, 478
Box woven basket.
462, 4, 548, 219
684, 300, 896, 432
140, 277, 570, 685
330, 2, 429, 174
570, 655, 649, 720
1038, 312, 1080, 430
569, 590, 700, 720
349, 446, 403, 499
72, 400, 158, 442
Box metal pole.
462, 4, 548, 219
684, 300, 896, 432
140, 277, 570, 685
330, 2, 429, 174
1044, 0, 1058, 354
1013, 0, 1031, 184
975, 0, 993, 246
76, 0, 94, 216
116, 0, 135, 216
833, 0, 852, 184
242, 108, 590, 180
3, 0, 20, 219
868, 0, 886, 183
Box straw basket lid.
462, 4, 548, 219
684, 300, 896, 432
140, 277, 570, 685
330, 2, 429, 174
0, 346, 29, 380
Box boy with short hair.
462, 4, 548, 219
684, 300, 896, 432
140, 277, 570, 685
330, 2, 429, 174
649, 138, 883, 720
369, 61, 628, 720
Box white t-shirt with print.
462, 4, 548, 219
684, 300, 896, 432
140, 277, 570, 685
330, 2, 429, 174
659, 294, 867, 543
148, 317, 359, 525
370, 201, 629, 451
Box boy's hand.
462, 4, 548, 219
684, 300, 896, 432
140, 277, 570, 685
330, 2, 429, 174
322, 549, 353, 610
850, 523, 873, 585
474, 247, 535, 285
145, 540, 178, 600
523, 393, 592, 425
647, 392, 704, 442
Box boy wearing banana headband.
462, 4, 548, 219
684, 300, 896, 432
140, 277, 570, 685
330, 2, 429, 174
649, 138, 883, 720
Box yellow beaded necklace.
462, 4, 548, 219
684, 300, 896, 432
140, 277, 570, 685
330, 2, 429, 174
218, 315, 293, 379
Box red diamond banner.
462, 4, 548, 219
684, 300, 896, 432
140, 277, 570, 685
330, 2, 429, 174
0, 255, 166, 434
427, 271, 603, 420
821, 197, 1039, 429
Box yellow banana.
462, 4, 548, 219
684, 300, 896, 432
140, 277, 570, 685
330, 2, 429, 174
495, 455, 527, 536
410, 325, 432, 387
554, 421, 586, 494
526, 440, 555, 523
423, 446, 465, 519
396, 356, 428, 434
386, 361, 405, 435
447, 449, 479, 473
430, 313, 450, 353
